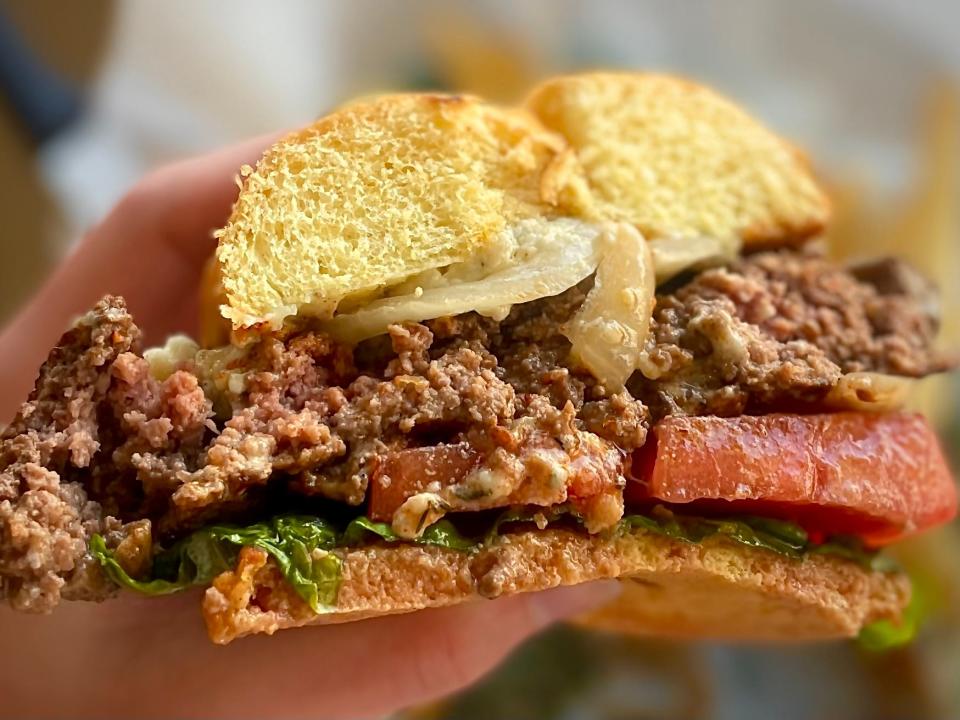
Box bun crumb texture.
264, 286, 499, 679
216, 73, 830, 330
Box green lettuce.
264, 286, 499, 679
483, 507, 568, 544
91, 516, 341, 612
341, 516, 476, 551
622, 511, 806, 557
857, 606, 919, 651
619, 507, 892, 572
340, 509, 559, 551
811, 538, 900, 573
858, 570, 932, 651
92, 505, 894, 623
384, 503, 890, 574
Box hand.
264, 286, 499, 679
2, 582, 619, 719
0, 133, 280, 421
0, 137, 622, 719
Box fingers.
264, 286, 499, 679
120, 132, 285, 268
0, 133, 282, 416
235, 582, 622, 720
67, 132, 285, 336
368, 582, 624, 718
2, 583, 621, 719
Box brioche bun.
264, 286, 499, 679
215, 94, 591, 329
213, 73, 831, 335
526, 72, 830, 246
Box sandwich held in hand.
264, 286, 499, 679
1, 73, 955, 645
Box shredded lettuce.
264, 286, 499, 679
341, 506, 892, 573
91, 516, 341, 612
482, 507, 569, 544
89, 534, 209, 596
91, 515, 471, 607
341, 510, 559, 550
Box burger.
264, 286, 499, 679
1, 72, 955, 645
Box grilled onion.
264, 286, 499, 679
649, 234, 742, 284
563, 223, 656, 391
321, 218, 603, 343
825, 372, 912, 412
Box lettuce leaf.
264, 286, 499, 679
858, 569, 932, 651
621, 510, 807, 557
811, 538, 900, 573
341, 516, 475, 551
91, 505, 894, 619
90, 516, 341, 612
620, 507, 890, 571
483, 507, 566, 544
343, 508, 565, 549
89, 534, 206, 595
857, 609, 919, 651
858, 590, 922, 651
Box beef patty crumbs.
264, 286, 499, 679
0, 249, 949, 611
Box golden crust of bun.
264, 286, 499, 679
212, 73, 833, 332
526, 72, 831, 246
215, 93, 591, 329
197, 256, 230, 349
202, 527, 907, 644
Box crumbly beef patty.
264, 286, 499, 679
0, 249, 947, 611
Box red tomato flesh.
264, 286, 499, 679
627, 412, 957, 546
368, 435, 624, 523
368, 443, 480, 522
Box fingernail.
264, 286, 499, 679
526, 580, 622, 626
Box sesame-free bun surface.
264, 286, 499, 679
213, 74, 833, 332
526, 72, 830, 246
202, 526, 907, 644
215, 94, 589, 329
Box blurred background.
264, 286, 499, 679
0, 1, 957, 718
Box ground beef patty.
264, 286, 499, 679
0, 250, 947, 612
0, 301, 136, 612
632, 249, 949, 417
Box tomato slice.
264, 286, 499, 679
627, 412, 957, 546
368, 433, 625, 528
368, 443, 480, 522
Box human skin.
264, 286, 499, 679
0, 136, 621, 719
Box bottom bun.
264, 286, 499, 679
202, 526, 909, 644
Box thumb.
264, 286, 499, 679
523, 579, 624, 629
335, 581, 623, 719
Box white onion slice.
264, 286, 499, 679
649, 235, 742, 284
562, 223, 656, 391
321, 218, 603, 343
825, 372, 912, 412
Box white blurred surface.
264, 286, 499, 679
39, 0, 959, 240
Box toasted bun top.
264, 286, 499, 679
215, 73, 833, 332
215, 93, 590, 328
526, 72, 830, 246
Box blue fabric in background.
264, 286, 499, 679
0, 6, 80, 145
